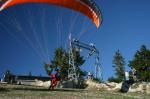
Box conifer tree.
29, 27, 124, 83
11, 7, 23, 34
129, 45, 150, 81
109, 50, 125, 82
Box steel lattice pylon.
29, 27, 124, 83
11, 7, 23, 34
68, 36, 79, 83
68, 44, 79, 83
68, 36, 103, 82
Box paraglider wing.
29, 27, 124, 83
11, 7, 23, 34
0, 0, 102, 28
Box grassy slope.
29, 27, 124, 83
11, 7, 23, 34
0, 84, 150, 99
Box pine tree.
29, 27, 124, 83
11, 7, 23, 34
129, 45, 150, 81
111, 50, 125, 82
44, 47, 85, 80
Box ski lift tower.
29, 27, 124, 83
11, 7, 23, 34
68, 36, 103, 82
68, 35, 79, 83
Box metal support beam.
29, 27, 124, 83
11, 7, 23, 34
68, 38, 103, 81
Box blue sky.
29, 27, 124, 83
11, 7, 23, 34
0, 0, 150, 80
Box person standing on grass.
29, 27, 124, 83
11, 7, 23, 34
48, 68, 59, 90
45, 64, 60, 90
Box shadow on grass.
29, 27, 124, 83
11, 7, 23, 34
12, 87, 83, 92
50, 88, 84, 92
0, 87, 9, 92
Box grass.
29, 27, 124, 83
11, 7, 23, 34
0, 84, 150, 99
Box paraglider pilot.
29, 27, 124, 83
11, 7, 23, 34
48, 68, 59, 90
45, 64, 59, 90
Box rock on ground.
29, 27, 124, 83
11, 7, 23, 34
85, 79, 150, 94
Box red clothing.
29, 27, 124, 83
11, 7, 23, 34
49, 73, 58, 89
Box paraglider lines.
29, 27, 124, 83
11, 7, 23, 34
40, 4, 50, 63
25, 7, 48, 61
0, 13, 44, 61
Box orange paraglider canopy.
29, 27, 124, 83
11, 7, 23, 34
0, 0, 102, 28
